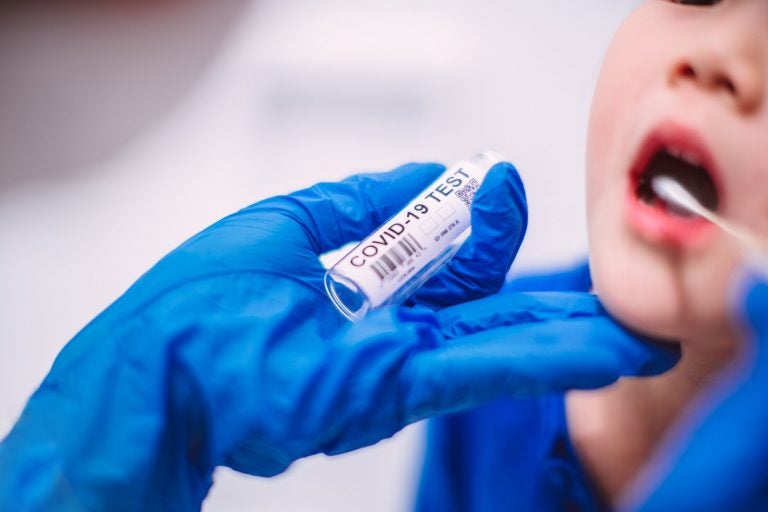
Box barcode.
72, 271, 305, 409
370, 234, 424, 281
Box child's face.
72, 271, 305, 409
586, 0, 768, 342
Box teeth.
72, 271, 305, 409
680, 151, 700, 167
668, 148, 683, 159
667, 147, 701, 167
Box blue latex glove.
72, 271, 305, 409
622, 266, 768, 512
0, 161, 676, 511
414, 260, 615, 512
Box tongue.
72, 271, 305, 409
644, 151, 719, 212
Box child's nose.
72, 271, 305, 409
667, 8, 766, 115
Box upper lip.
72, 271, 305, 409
629, 121, 725, 212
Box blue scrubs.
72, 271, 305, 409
415, 394, 607, 512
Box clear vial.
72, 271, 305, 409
324, 151, 505, 321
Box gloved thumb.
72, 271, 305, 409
732, 262, 768, 351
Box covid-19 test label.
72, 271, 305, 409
325, 152, 503, 320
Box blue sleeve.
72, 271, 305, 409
414, 395, 605, 512
504, 260, 592, 293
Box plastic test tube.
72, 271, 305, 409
324, 151, 504, 321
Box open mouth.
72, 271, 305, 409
634, 149, 719, 216
626, 124, 722, 246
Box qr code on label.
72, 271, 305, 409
455, 178, 480, 209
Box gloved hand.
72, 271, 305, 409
0, 161, 676, 511
622, 265, 768, 512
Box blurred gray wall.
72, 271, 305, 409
0, 1, 636, 510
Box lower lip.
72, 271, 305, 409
625, 185, 716, 248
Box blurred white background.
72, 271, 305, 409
0, 1, 637, 510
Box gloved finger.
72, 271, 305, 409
436, 291, 608, 339
408, 162, 527, 309
621, 270, 768, 512
250, 162, 446, 254
504, 260, 592, 293
400, 315, 680, 424
737, 263, 768, 337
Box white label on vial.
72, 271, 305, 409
332, 159, 489, 307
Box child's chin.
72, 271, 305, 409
590, 236, 737, 345
610, 307, 685, 343
594, 281, 689, 342
598, 288, 731, 345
